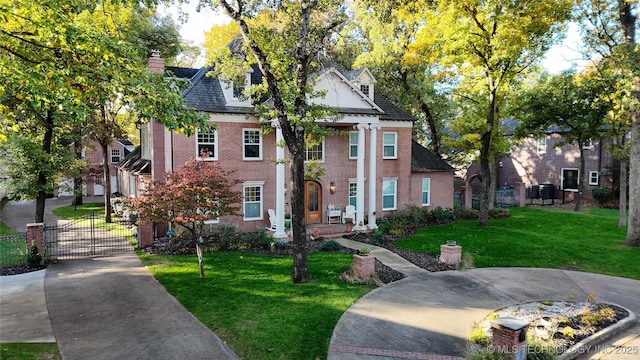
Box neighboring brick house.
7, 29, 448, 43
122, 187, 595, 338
466, 120, 616, 203
118, 53, 455, 237
57, 139, 134, 197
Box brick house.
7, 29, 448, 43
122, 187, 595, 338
466, 120, 616, 203
118, 53, 455, 237
57, 139, 134, 197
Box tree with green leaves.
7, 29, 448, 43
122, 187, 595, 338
129, 158, 242, 277
208, 0, 346, 283
514, 71, 613, 211
575, 0, 640, 245
1, 0, 206, 223
404, 0, 572, 226
341, 0, 454, 155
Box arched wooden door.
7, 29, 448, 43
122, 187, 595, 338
304, 181, 322, 224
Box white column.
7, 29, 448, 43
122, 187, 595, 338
368, 124, 380, 229
355, 124, 367, 231
273, 122, 287, 239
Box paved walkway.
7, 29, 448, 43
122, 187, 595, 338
1, 198, 639, 359
331, 238, 640, 360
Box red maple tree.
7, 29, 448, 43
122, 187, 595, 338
129, 158, 242, 277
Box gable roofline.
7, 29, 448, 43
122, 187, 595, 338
314, 66, 383, 113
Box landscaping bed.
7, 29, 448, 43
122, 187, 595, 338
473, 300, 630, 355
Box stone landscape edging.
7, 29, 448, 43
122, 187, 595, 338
558, 305, 636, 360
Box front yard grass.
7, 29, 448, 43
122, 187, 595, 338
396, 206, 640, 280
138, 251, 372, 360
1, 343, 61, 360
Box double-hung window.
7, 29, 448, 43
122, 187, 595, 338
111, 149, 121, 164
243, 129, 262, 160
383, 132, 397, 159
589, 171, 599, 186
349, 132, 358, 159
537, 135, 546, 154
348, 181, 357, 207
305, 139, 324, 162
382, 177, 397, 210
197, 128, 218, 160
243, 182, 264, 220
421, 178, 431, 206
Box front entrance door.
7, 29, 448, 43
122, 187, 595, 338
304, 181, 322, 224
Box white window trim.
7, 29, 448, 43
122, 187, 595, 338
197, 207, 220, 225
537, 135, 546, 154
383, 132, 398, 159
242, 128, 263, 160
304, 140, 325, 163
110, 149, 121, 164
561, 168, 579, 191
243, 181, 264, 221
421, 178, 431, 206
589, 171, 599, 186
348, 180, 357, 207
382, 177, 398, 211
582, 139, 593, 149
196, 128, 218, 161
349, 131, 358, 159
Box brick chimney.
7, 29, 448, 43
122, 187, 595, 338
148, 50, 165, 74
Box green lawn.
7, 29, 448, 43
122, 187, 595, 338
0, 343, 61, 360
0, 222, 20, 235
139, 251, 372, 360
396, 206, 640, 279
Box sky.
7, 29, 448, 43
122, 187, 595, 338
160, 3, 586, 73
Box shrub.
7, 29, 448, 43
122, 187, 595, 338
242, 229, 272, 250
561, 326, 575, 339
372, 230, 385, 244
454, 208, 479, 220
469, 327, 490, 346
27, 244, 42, 268
318, 240, 342, 252
592, 187, 613, 205
488, 208, 510, 219
430, 207, 455, 224
211, 224, 238, 250
275, 239, 290, 250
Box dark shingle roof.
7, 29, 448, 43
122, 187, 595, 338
411, 141, 455, 173
164, 64, 414, 121
375, 93, 414, 122
117, 147, 151, 175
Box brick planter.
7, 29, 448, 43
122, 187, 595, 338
491, 317, 529, 360
440, 244, 462, 266
352, 254, 375, 278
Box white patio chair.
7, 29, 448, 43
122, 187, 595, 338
266, 209, 277, 231
342, 205, 355, 224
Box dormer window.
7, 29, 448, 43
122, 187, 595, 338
360, 84, 370, 97
232, 82, 245, 100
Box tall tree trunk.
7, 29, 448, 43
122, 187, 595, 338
625, 109, 640, 246
479, 87, 498, 227
289, 140, 309, 284
619, 0, 639, 246
100, 142, 112, 223
73, 133, 83, 207
478, 130, 491, 227
35, 109, 55, 223
618, 159, 627, 228
574, 146, 585, 212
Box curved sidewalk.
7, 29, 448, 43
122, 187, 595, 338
331, 239, 640, 360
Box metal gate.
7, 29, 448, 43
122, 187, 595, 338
44, 212, 136, 260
